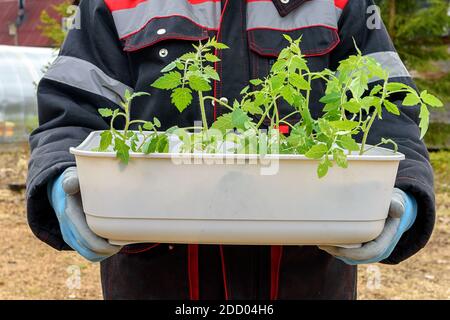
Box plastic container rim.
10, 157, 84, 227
70, 131, 406, 162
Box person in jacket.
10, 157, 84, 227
27, 0, 435, 299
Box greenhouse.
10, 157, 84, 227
0, 45, 55, 143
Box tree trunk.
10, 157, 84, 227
388, 0, 396, 40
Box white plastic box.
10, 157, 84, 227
70, 131, 404, 246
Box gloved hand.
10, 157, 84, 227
319, 188, 417, 265
48, 166, 122, 262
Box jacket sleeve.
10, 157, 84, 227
330, 0, 435, 264
26, 0, 134, 250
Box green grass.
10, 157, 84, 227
416, 73, 450, 104
430, 150, 450, 193
425, 122, 450, 150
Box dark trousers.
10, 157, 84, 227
100, 244, 357, 300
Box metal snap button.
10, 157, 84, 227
157, 28, 166, 35
212, 97, 228, 107
159, 48, 168, 58
281, 0, 289, 4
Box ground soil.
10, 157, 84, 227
0, 144, 448, 299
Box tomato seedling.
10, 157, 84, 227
96, 36, 443, 177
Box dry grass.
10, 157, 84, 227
0, 145, 448, 299
0, 144, 101, 299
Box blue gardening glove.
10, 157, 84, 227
319, 188, 418, 265
48, 167, 122, 262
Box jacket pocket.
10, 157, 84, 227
247, 26, 340, 125
248, 26, 340, 58
122, 16, 217, 52
113, 10, 219, 127
110, 0, 221, 52
246, 0, 341, 124
247, 0, 340, 57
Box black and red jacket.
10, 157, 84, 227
27, 0, 435, 299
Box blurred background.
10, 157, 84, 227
0, 0, 448, 299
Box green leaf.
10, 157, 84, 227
171, 87, 193, 112
270, 73, 286, 91
282, 34, 293, 43
205, 53, 220, 63
289, 42, 300, 54
320, 92, 341, 104
366, 58, 388, 80
271, 59, 287, 73
203, 65, 220, 81
179, 52, 197, 60
153, 117, 161, 128
333, 148, 348, 168
420, 91, 443, 107
114, 137, 130, 164
142, 136, 158, 154
339, 135, 360, 152
305, 143, 328, 159
211, 113, 233, 133
250, 79, 263, 86
419, 104, 430, 139
160, 61, 177, 73
383, 100, 400, 115
98, 108, 113, 117
124, 89, 132, 101
242, 100, 263, 115
289, 73, 310, 90
289, 55, 308, 72
143, 122, 154, 130
342, 100, 361, 113
317, 158, 330, 178
176, 62, 185, 70
151, 71, 182, 90
360, 96, 379, 111
330, 120, 359, 131
209, 41, 229, 49
286, 132, 302, 147
188, 64, 199, 72
240, 85, 250, 95
348, 76, 367, 99
99, 130, 112, 151
156, 134, 169, 153
278, 48, 290, 60
370, 84, 383, 96
403, 93, 421, 106
231, 108, 251, 130
165, 125, 179, 135
130, 133, 139, 152
189, 75, 211, 91
253, 92, 268, 108
385, 82, 409, 92
281, 85, 295, 105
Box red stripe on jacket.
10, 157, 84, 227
334, 0, 349, 9
105, 0, 349, 12
104, 0, 220, 12
188, 244, 200, 300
